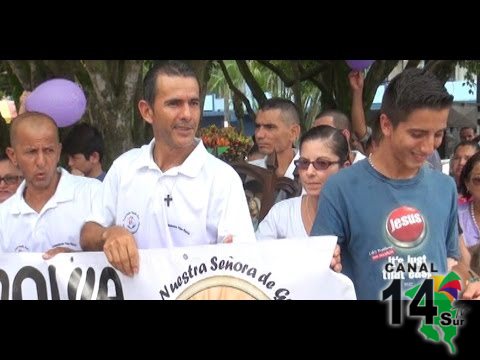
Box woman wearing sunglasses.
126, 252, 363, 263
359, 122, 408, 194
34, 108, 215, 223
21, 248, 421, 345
256, 125, 350, 239
0, 149, 23, 204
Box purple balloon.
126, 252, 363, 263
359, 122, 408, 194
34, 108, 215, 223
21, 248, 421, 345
345, 60, 375, 71
25, 79, 87, 128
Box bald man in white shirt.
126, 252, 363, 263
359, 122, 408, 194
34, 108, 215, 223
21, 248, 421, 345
0, 112, 100, 256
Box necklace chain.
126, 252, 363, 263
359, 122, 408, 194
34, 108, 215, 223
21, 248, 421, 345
163, 176, 179, 207
304, 196, 315, 229
153, 146, 183, 208
470, 202, 480, 235
368, 153, 379, 172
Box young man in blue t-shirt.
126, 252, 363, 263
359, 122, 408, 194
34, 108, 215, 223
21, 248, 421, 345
312, 68, 460, 300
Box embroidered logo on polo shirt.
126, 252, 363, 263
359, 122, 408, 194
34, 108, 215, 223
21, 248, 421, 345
15, 245, 29, 252
386, 206, 426, 249
123, 212, 140, 234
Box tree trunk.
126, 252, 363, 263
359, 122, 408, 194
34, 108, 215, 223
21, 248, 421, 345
177, 60, 211, 113
81, 60, 143, 168
424, 60, 457, 85
6, 60, 145, 168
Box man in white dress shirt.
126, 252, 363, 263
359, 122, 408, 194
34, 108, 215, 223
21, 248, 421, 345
80, 61, 255, 277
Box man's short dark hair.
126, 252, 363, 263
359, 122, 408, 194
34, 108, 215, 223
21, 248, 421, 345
258, 98, 300, 125
300, 125, 350, 165
0, 148, 8, 161
314, 109, 350, 131
381, 68, 453, 128
63, 123, 104, 162
143, 60, 199, 106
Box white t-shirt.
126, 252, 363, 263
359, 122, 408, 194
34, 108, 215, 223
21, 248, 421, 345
256, 196, 307, 240
351, 150, 366, 164
87, 139, 255, 248
0, 168, 101, 252
248, 150, 300, 180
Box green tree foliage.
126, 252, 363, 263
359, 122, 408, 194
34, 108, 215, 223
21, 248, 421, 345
458, 60, 480, 95
209, 60, 401, 133
209, 60, 464, 134
0, 60, 464, 164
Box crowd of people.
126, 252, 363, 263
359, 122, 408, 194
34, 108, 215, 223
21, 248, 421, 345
1, 60, 480, 300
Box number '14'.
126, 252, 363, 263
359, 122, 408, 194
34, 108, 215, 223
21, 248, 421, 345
382, 279, 438, 325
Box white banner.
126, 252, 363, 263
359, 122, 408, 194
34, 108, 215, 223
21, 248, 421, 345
0, 237, 356, 300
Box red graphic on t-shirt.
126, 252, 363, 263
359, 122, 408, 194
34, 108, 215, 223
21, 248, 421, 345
386, 206, 426, 248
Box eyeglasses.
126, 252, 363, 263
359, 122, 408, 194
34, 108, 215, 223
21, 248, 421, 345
294, 158, 341, 171
0, 175, 23, 185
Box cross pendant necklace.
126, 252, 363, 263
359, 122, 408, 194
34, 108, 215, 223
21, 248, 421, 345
153, 148, 179, 208
164, 194, 173, 207
162, 177, 178, 208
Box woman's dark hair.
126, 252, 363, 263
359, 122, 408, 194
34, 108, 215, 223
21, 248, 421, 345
299, 125, 349, 164
459, 151, 480, 198
453, 140, 480, 158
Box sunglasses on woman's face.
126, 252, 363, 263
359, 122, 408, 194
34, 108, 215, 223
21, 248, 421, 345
294, 158, 341, 171
0, 175, 22, 185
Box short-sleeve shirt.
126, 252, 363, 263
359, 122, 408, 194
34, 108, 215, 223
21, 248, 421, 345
458, 201, 480, 247
311, 159, 459, 300
256, 196, 307, 240
0, 168, 101, 252
248, 151, 299, 180
87, 139, 255, 248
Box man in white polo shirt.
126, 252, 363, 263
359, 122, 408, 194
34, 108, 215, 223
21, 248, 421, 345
81, 61, 255, 277
0, 112, 101, 256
